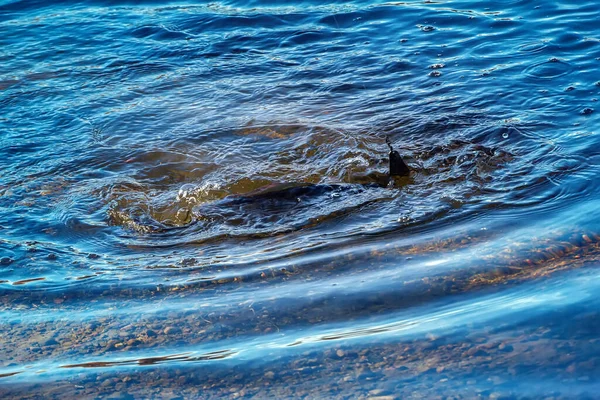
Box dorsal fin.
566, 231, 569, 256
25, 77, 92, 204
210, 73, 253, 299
386, 137, 410, 176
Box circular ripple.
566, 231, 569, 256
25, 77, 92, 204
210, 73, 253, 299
524, 59, 573, 79
517, 41, 548, 56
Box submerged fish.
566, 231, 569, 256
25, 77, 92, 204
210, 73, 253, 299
114, 140, 410, 234
201, 137, 410, 208
182, 140, 411, 233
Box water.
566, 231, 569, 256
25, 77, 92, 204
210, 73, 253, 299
2, 0, 600, 397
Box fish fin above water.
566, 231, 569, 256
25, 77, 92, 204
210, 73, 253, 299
386, 136, 410, 177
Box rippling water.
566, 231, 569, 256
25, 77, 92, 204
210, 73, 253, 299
2, 0, 600, 398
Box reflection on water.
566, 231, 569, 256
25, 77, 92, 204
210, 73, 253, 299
2, 0, 600, 398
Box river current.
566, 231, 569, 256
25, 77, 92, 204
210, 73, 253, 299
2, 0, 600, 398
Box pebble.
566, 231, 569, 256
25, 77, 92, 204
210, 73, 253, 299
43, 337, 58, 346
163, 326, 181, 335
105, 340, 119, 350
264, 371, 275, 379
86, 322, 98, 331
177, 376, 188, 385
146, 329, 157, 337
498, 343, 513, 352
336, 349, 345, 357
466, 347, 489, 357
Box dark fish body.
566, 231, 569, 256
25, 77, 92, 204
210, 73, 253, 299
224, 137, 409, 206
132, 141, 410, 233
193, 142, 410, 227
189, 181, 391, 236
224, 183, 380, 205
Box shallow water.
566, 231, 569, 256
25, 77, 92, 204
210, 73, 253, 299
2, 0, 600, 398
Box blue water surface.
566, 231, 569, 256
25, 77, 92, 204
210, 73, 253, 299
2, 0, 600, 398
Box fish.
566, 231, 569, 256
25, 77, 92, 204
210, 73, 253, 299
204, 137, 410, 208
118, 139, 410, 234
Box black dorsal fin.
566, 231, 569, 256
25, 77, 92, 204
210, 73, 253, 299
386, 137, 410, 177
